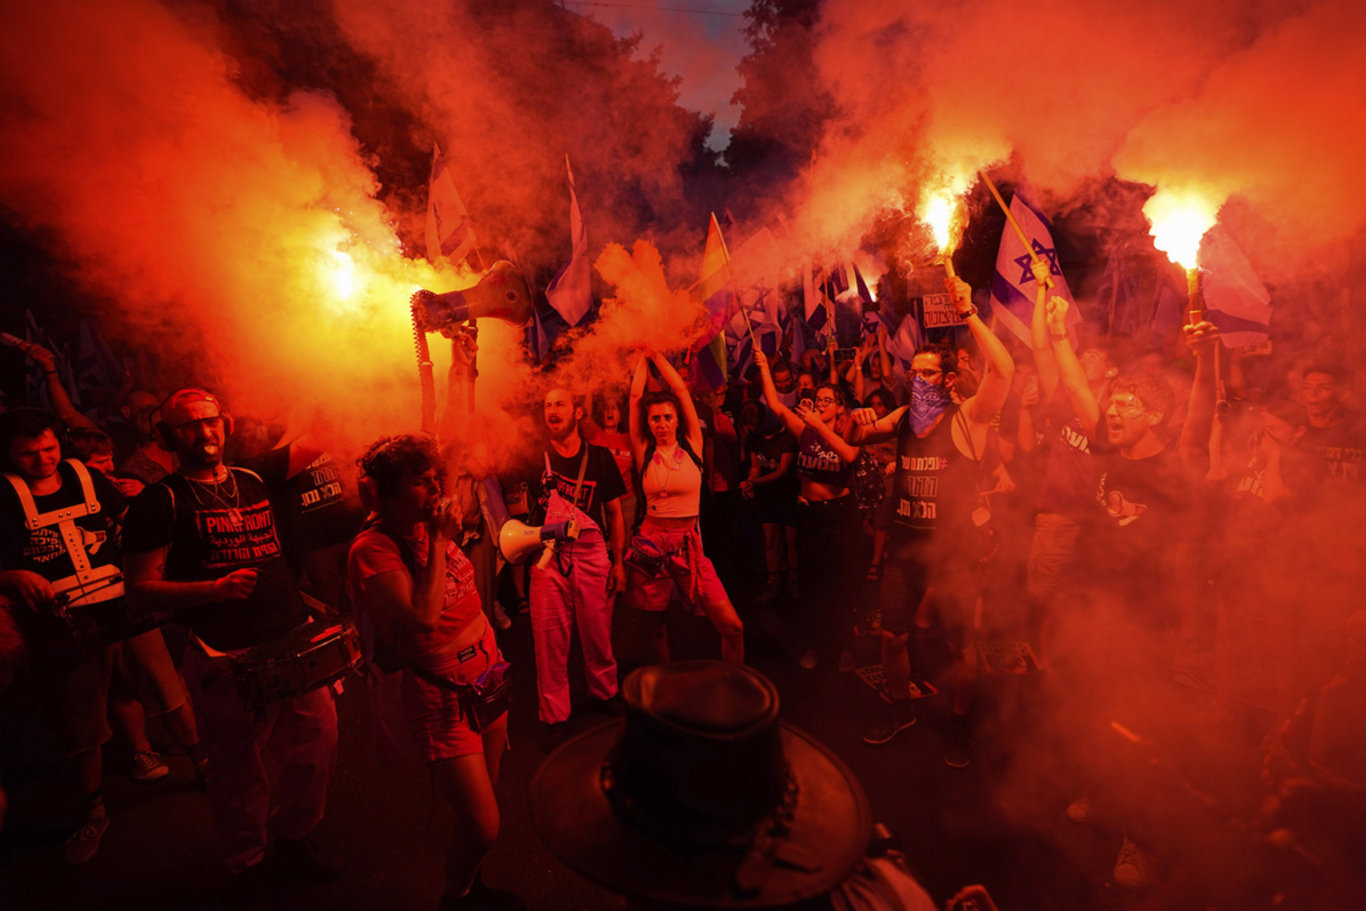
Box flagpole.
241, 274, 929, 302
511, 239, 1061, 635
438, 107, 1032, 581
979, 170, 1054, 290
711, 213, 758, 350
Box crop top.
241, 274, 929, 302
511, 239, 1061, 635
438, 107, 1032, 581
641, 443, 703, 518
796, 428, 854, 489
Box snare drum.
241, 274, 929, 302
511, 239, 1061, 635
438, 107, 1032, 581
208, 622, 362, 708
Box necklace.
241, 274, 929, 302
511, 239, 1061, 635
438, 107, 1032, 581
184, 470, 244, 527
649, 444, 683, 508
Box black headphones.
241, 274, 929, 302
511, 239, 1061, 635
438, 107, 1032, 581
155, 388, 234, 449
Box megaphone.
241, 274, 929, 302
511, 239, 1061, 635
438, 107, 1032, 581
499, 519, 580, 566
411, 260, 534, 333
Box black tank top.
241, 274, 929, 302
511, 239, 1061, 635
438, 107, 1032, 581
796, 428, 854, 488
891, 406, 976, 535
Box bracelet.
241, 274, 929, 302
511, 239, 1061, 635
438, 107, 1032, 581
1049, 332, 1068, 341
44, 369, 57, 375
958, 306, 978, 320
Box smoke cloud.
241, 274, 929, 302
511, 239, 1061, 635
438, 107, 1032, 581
0, 0, 442, 454
783, 0, 1366, 286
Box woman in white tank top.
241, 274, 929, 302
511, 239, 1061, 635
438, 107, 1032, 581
623, 352, 744, 665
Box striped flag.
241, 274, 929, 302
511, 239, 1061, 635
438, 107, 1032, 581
689, 214, 735, 389
988, 180, 1080, 343
1199, 227, 1271, 349
545, 156, 593, 326
425, 144, 477, 268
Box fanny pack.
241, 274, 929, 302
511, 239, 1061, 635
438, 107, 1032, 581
624, 534, 669, 578
409, 653, 512, 732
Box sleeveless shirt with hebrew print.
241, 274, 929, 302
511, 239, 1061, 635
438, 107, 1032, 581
891, 406, 975, 537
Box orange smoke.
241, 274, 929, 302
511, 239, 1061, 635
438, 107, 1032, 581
775, 0, 1366, 284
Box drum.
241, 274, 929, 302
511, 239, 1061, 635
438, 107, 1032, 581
53, 576, 165, 644
230, 622, 362, 707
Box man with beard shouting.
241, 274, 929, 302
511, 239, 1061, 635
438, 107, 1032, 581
123, 388, 340, 894
527, 387, 627, 744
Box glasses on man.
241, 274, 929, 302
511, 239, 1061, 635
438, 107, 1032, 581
1108, 396, 1145, 416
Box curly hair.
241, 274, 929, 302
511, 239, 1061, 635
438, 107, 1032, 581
357, 434, 441, 499
864, 387, 896, 413
1110, 371, 1175, 426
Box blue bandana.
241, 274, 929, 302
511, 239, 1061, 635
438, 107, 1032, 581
908, 376, 951, 435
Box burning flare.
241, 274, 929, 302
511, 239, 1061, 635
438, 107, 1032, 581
1144, 188, 1219, 270
924, 190, 959, 254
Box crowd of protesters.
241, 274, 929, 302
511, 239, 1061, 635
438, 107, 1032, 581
2, 257, 1365, 909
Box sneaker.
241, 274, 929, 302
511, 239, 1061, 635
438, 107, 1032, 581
943, 720, 973, 768
861, 701, 917, 746
492, 603, 513, 631
62, 811, 109, 865
837, 650, 857, 674
130, 749, 170, 783
799, 649, 819, 670
270, 835, 343, 882
1113, 835, 1153, 889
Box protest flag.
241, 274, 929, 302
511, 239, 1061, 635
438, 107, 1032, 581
545, 155, 594, 326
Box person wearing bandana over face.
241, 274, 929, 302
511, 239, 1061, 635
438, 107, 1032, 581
123, 388, 340, 894
850, 277, 1015, 767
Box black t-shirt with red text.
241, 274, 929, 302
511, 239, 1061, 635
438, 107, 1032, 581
530, 441, 626, 530
123, 468, 307, 650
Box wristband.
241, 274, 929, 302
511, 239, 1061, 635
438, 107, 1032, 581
1049, 332, 1068, 341
44, 369, 58, 376
958, 306, 978, 320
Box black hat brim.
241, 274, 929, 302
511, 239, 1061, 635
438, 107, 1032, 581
531, 718, 871, 908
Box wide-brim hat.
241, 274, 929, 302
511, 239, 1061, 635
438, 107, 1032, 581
531, 661, 870, 908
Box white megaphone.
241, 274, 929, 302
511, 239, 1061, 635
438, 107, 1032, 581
499, 518, 580, 567
410, 260, 534, 333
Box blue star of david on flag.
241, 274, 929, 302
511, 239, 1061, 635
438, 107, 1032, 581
1014, 240, 1062, 284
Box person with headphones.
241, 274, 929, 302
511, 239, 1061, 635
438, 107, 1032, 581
122, 388, 341, 894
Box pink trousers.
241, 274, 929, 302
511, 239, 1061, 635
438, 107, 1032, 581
183, 642, 338, 873
529, 509, 618, 723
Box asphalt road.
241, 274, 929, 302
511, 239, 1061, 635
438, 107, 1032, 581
0, 574, 1272, 910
